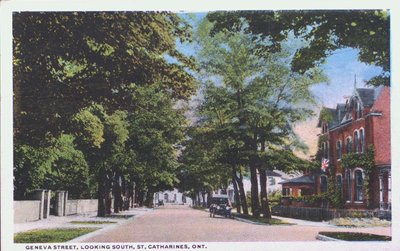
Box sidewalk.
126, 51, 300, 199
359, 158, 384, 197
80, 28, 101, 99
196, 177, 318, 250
273, 216, 333, 227
14, 207, 153, 234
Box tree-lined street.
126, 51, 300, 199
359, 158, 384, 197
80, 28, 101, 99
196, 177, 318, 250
80, 205, 390, 242
10, 9, 392, 246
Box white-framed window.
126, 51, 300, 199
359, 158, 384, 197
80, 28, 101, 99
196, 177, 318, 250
354, 169, 364, 202
359, 128, 365, 153
336, 140, 342, 159
345, 169, 352, 202
356, 101, 362, 119
354, 130, 359, 153
346, 137, 352, 153
336, 174, 343, 193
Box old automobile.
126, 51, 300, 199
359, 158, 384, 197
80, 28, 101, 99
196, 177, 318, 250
208, 195, 233, 218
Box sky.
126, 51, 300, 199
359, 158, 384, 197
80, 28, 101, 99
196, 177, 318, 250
177, 12, 384, 159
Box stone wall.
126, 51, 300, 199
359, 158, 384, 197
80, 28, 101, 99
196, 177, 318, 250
14, 200, 41, 223
65, 199, 98, 215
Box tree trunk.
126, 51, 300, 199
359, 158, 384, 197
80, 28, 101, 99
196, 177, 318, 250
231, 168, 241, 214
113, 173, 122, 213
250, 164, 260, 218
97, 173, 106, 217
259, 168, 271, 219
201, 192, 206, 207
197, 191, 201, 206
237, 169, 249, 215
249, 133, 260, 218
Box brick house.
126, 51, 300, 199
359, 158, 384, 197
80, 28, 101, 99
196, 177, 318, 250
280, 86, 391, 214
317, 86, 391, 211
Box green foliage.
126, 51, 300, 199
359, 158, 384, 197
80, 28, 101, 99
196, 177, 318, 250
208, 10, 390, 86
14, 134, 90, 199
14, 12, 196, 146
319, 231, 391, 241
14, 228, 98, 243
72, 107, 105, 148
13, 12, 195, 207
341, 145, 375, 206
326, 176, 345, 208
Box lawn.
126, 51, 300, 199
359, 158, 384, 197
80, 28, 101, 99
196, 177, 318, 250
70, 221, 117, 224
14, 228, 99, 243
329, 217, 391, 228
319, 231, 391, 241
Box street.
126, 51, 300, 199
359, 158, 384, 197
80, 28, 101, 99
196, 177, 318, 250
79, 204, 391, 242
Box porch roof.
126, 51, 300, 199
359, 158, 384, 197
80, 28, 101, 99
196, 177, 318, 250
279, 175, 314, 185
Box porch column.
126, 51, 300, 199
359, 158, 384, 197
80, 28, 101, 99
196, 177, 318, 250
388, 175, 391, 209
379, 175, 384, 209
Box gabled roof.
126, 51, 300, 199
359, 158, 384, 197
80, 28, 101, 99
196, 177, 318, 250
356, 88, 375, 107
279, 175, 314, 185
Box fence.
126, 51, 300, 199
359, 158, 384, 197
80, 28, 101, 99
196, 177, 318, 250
65, 199, 98, 215
14, 189, 52, 223
271, 205, 377, 221
14, 190, 100, 223
14, 200, 41, 223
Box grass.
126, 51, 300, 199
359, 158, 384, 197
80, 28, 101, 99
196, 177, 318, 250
14, 228, 99, 243
233, 213, 294, 225
105, 214, 134, 219
319, 231, 391, 241
329, 217, 391, 228
70, 221, 117, 224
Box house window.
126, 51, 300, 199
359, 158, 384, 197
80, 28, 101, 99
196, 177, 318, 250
360, 129, 365, 153
346, 137, 352, 153
283, 188, 291, 196
336, 141, 342, 159
355, 169, 364, 202
321, 141, 329, 160
356, 102, 362, 119
320, 176, 328, 193
354, 131, 359, 153
345, 169, 352, 201
336, 174, 343, 193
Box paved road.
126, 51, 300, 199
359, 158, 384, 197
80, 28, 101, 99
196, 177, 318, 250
80, 204, 391, 242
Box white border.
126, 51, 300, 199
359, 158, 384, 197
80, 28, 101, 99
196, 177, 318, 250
1, 1, 399, 251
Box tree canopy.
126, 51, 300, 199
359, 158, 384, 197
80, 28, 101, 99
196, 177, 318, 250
207, 10, 390, 86
13, 12, 196, 213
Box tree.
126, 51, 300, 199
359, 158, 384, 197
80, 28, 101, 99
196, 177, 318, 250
13, 12, 197, 216
125, 83, 187, 207
72, 104, 129, 216
14, 134, 90, 200
13, 12, 196, 147
194, 18, 325, 218
207, 10, 390, 86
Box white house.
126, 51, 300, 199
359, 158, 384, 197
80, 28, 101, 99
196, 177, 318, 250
154, 188, 192, 205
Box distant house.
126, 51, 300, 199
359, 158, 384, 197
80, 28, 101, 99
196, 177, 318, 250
155, 188, 192, 205
281, 86, 391, 213
227, 170, 301, 202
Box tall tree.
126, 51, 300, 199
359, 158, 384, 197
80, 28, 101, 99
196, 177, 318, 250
194, 18, 325, 218
13, 12, 196, 147
13, 12, 197, 215
208, 10, 390, 86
